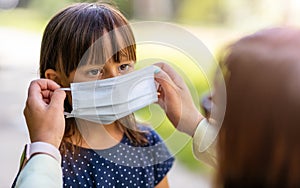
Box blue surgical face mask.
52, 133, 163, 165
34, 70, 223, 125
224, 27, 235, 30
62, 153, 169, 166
63, 65, 159, 124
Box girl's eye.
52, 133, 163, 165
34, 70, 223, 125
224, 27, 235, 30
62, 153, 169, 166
87, 69, 101, 76
118, 64, 131, 72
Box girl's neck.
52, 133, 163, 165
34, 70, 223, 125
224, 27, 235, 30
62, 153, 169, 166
71, 119, 124, 150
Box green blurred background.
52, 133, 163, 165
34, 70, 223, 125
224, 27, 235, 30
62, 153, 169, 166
1, 0, 300, 187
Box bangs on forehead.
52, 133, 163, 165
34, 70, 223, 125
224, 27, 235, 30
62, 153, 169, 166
40, 2, 137, 79
81, 25, 136, 67
113, 25, 136, 62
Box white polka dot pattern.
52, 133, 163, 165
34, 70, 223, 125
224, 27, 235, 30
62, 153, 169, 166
62, 125, 174, 187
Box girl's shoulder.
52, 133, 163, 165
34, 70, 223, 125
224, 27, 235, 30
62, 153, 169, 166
136, 124, 153, 132
137, 124, 164, 146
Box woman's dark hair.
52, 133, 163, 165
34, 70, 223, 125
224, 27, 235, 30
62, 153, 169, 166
216, 28, 300, 187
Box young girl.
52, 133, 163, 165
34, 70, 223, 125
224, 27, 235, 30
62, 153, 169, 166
38, 2, 174, 188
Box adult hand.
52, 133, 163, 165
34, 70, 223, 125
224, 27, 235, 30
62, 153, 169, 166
23, 79, 66, 148
154, 63, 204, 137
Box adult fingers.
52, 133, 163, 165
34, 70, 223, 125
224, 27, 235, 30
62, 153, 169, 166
37, 79, 61, 91
27, 79, 61, 101
154, 64, 177, 92
48, 89, 66, 111
154, 63, 186, 89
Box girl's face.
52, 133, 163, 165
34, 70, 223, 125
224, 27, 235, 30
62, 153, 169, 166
64, 59, 135, 117
68, 59, 135, 83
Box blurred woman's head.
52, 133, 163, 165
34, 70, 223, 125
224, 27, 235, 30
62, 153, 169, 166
216, 28, 300, 187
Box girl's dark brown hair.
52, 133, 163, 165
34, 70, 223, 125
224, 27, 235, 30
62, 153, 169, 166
39, 2, 148, 153
216, 28, 300, 187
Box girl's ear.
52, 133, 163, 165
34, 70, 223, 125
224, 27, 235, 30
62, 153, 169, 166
45, 69, 61, 83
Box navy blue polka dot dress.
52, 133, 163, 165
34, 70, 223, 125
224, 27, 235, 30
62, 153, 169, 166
62, 125, 174, 187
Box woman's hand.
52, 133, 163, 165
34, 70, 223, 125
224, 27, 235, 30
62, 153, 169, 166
24, 79, 66, 148
154, 63, 204, 137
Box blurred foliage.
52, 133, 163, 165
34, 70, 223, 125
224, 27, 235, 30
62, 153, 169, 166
113, 0, 133, 19
176, 0, 227, 25
0, 0, 292, 28
0, 8, 46, 32
26, 0, 130, 20
0, 0, 265, 28
28, 0, 71, 20
0, 0, 134, 31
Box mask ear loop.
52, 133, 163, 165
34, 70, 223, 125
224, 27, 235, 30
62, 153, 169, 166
64, 112, 73, 118
57, 88, 72, 117
59, 88, 71, 91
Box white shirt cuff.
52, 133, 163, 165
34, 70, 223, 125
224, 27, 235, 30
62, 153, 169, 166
192, 118, 218, 167
26, 142, 61, 164
193, 118, 210, 152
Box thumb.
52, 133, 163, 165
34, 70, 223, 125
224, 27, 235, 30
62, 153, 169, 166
49, 89, 66, 111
